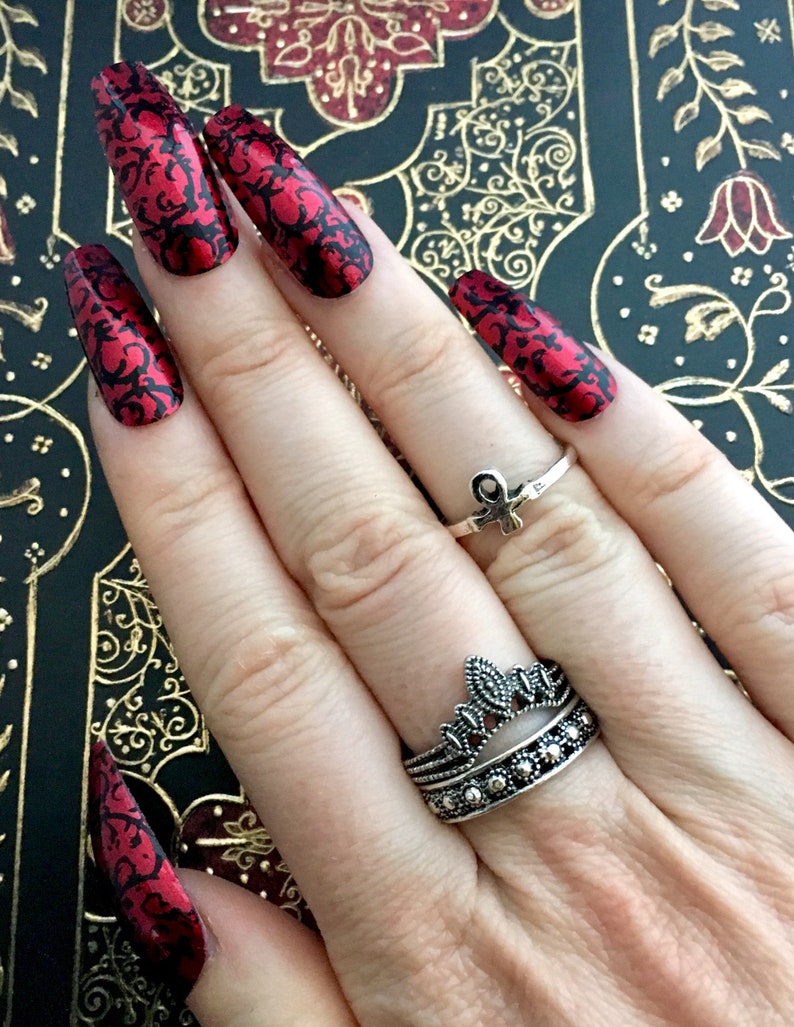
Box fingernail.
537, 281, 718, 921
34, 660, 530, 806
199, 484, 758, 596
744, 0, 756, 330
204, 104, 373, 298
449, 270, 617, 422
92, 61, 237, 276
88, 739, 208, 1001
64, 244, 183, 425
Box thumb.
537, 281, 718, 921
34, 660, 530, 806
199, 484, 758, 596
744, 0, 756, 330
88, 741, 354, 1025
180, 869, 354, 1026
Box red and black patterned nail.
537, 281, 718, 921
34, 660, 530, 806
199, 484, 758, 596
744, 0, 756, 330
88, 739, 208, 1001
64, 244, 183, 426
449, 270, 616, 422
92, 61, 237, 276
204, 104, 373, 298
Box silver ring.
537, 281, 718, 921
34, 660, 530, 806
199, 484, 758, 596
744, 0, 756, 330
446, 444, 577, 539
404, 656, 572, 786
404, 656, 599, 823
422, 695, 598, 823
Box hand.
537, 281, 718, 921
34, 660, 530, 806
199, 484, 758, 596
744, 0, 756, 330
68, 63, 794, 1026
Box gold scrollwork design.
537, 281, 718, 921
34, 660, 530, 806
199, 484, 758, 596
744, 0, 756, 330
0, 476, 41, 514
75, 920, 196, 1025
399, 23, 588, 294
153, 60, 224, 114
0, 295, 47, 360
91, 553, 209, 776
206, 807, 275, 873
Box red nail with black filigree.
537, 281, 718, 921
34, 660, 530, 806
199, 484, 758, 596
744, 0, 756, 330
92, 61, 237, 276
64, 244, 183, 426
88, 739, 208, 1001
204, 104, 373, 298
449, 270, 617, 422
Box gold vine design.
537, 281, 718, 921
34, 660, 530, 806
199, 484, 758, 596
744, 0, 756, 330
651, 0, 779, 169
647, 272, 794, 503
0, 0, 46, 154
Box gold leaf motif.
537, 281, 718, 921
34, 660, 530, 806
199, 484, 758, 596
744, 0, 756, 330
1, 3, 36, 25
8, 86, 36, 117
761, 392, 793, 413
758, 359, 790, 387
693, 21, 734, 42
0, 477, 43, 515
15, 47, 46, 73
716, 77, 756, 98
683, 299, 738, 341
646, 275, 714, 306
743, 138, 780, 160
695, 133, 723, 169
700, 49, 744, 71
733, 105, 772, 125
674, 98, 700, 132
649, 23, 680, 58
657, 65, 685, 100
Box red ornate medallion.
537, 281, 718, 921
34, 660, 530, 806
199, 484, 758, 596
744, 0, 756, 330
201, 1, 494, 125
176, 794, 317, 932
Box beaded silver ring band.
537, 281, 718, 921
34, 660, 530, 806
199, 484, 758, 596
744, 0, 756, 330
421, 695, 599, 823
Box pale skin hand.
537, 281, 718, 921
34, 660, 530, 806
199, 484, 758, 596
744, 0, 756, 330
88, 200, 794, 1026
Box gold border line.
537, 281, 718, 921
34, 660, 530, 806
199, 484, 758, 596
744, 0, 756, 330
589, 0, 645, 355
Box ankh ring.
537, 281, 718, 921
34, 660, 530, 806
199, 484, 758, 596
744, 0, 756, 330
446, 444, 577, 539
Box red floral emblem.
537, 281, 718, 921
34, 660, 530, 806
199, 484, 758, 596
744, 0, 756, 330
201, 0, 494, 125
696, 170, 793, 257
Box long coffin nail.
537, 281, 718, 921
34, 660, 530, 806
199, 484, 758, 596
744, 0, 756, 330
88, 739, 208, 1001
449, 270, 617, 422
64, 244, 183, 425
204, 104, 373, 298
92, 61, 237, 276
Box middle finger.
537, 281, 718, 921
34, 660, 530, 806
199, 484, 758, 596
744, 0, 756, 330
132, 219, 554, 758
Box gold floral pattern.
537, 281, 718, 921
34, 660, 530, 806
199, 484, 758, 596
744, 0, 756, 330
381, 22, 589, 294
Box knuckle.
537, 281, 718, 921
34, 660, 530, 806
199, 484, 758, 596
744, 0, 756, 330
627, 433, 725, 514
201, 618, 331, 754
367, 319, 462, 407
143, 463, 246, 555
302, 503, 435, 626
488, 489, 628, 600
737, 561, 794, 633
200, 311, 303, 402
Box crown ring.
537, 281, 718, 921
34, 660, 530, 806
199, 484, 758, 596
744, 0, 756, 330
445, 444, 577, 539
404, 656, 599, 822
